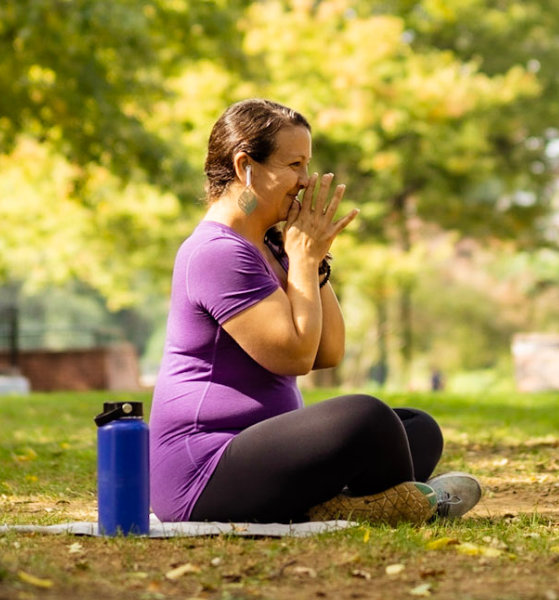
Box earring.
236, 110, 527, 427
238, 164, 258, 215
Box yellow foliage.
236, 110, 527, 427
427, 537, 508, 558
370, 151, 400, 173
13, 447, 38, 462
423, 0, 457, 22
456, 542, 504, 557
27, 65, 57, 85
18, 571, 54, 588
0, 135, 188, 309
426, 536, 460, 550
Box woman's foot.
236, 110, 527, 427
427, 471, 482, 518
307, 481, 437, 526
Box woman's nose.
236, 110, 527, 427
298, 168, 310, 189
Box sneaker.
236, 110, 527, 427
307, 481, 437, 526
427, 471, 482, 518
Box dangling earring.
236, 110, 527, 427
238, 164, 258, 215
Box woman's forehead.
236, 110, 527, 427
273, 126, 312, 159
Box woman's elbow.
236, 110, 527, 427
313, 346, 345, 370
263, 353, 316, 377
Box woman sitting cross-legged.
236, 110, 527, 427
149, 98, 481, 524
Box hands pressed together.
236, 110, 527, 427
283, 173, 359, 265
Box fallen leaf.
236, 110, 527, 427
419, 567, 445, 579
291, 566, 317, 578
68, 542, 84, 554
363, 528, 371, 543
18, 571, 54, 588
409, 582, 432, 597
14, 448, 38, 462
456, 542, 503, 558
352, 569, 371, 580
340, 552, 361, 565
386, 563, 405, 576
165, 563, 201, 580
482, 536, 508, 549
426, 537, 460, 550
147, 581, 162, 592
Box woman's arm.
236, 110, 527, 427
222, 173, 358, 376
222, 252, 323, 376
312, 281, 346, 369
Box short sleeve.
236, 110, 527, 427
185, 236, 279, 324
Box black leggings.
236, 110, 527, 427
190, 394, 443, 523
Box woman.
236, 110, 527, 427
149, 98, 481, 524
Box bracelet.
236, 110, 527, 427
319, 262, 331, 288
318, 255, 331, 275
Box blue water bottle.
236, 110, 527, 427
94, 402, 150, 536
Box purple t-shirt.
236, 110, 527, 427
149, 220, 303, 521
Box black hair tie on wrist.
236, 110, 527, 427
319, 261, 331, 288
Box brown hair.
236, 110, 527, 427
204, 98, 311, 201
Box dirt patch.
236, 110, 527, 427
2, 524, 559, 600
0, 496, 97, 522
2, 444, 559, 600
472, 478, 559, 520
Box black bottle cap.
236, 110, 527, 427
94, 402, 143, 427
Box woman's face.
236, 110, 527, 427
253, 125, 312, 222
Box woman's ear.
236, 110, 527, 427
233, 152, 251, 186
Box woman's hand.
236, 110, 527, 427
222, 173, 358, 376
283, 173, 359, 264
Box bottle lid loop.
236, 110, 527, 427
94, 402, 143, 427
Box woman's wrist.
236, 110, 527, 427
319, 260, 331, 288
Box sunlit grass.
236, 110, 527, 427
0, 392, 151, 500
1, 389, 558, 503
304, 387, 559, 443
0, 390, 558, 599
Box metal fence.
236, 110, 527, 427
0, 305, 123, 356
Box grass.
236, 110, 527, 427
1, 389, 559, 599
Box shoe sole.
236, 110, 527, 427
307, 482, 437, 526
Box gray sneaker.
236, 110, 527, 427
427, 471, 482, 518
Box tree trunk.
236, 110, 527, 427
390, 188, 415, 386
375, 294, 389, 386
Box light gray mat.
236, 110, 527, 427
0, 515, 357, 538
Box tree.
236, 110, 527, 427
237, 0, 550, 381
0, 0, 250, 308
0, 0, 248, 197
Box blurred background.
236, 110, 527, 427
1, 0, 559, 394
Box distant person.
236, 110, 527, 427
431, 369, 445, 392
149, 99, 481, 524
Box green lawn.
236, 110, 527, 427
0, 390, 558, 600
1, 389, 557, 503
